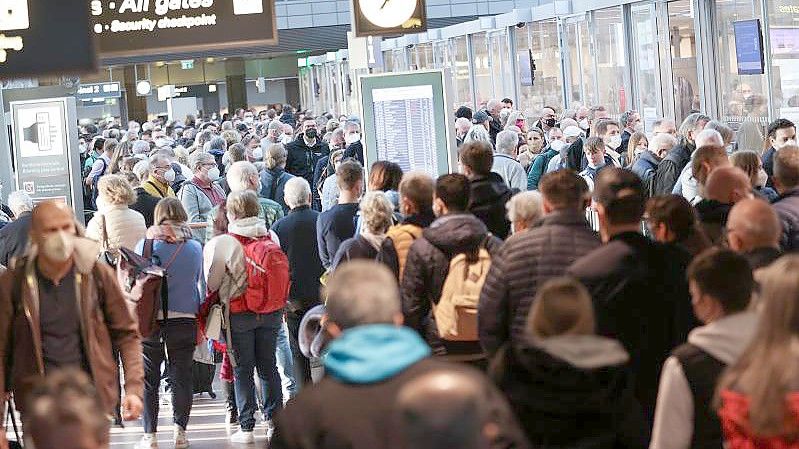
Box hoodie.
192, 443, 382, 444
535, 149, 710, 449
650, 312, 758, 449
491, 335, 648, 449
401, 214, 502, 358
469, 172, 513, 240
695, 199, 732, 245
324, 324, 431, 384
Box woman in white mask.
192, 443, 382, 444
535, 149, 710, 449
178, 152, 226, 242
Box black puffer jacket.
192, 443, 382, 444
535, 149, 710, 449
286, 137, 330, 187
651, 139, 695, 196
490, 336, 648, 449
479, 210, 600, 356
401, 214, 502, 357
774, 188, 799, 252
469, 172, 513, 240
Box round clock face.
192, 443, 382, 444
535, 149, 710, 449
360, 0, 418, 28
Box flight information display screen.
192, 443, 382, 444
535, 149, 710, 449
371, 85, 439, 176
89, 0, 277, 58
361, 71, 456, 178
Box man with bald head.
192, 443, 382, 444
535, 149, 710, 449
695, 166, 754, 244
0, 201, 143, 446
727, 198, 782, 270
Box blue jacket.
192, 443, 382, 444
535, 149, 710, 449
631, 151, 660, 185
260, 168, 294, 215
135, 238, 204, 316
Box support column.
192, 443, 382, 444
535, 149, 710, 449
123, 66, 148, 124
225, 58, 248, 112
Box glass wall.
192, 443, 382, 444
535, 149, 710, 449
516, 20, 564, 117
770, 1, 799, 124
668, 0, 701, 123
433, 40, 450, 69
488, 30, 513, 100
452, 36, 473, 109
593, 6, 628, 115
631, 2, 661, 126
563, 16, 595, 109
471, 32, 492, 108
417, 43, 434, 69
716, 0, 768, 152
383, 51, 395, 73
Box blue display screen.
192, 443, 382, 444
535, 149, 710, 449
734, 19, 765, 76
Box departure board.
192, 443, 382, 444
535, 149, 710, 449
372, 85, 439, 176
360, 70, 456, 177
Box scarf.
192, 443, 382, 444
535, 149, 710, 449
146, 221, 194, 243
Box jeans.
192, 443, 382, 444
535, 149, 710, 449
230, 311, 283, 431
276, 318, 298, 396
142, 318, 197, 433
286, 308, 313, 387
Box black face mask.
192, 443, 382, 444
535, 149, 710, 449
544, 118, 557, 128
305, 129, 318, 139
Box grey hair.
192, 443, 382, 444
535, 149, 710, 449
209, 136, 227, 151
265, 143, 288, 169
148, 154, 171, 174
325, 260, 401, 330
650, 133, 678, 152
455, 117, 472, 133
486, 99, 501, 112
345, 121, 361, 133
695, 129, 724, 148
330, 127, 345, 141
7, 190, 33, 216
495, 130, 519, 156
679, 113, 711, 139
226, 161, 258, 193
189, 151, 216, 171
196, 130, 215, 148
506, 191, 544, 226
284, 177, 311, 209
704, 120, 735, 145
133, 160, 150, 182
464, 125, 492, 146
360, 191, 395, 234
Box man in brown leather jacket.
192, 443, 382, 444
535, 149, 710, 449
0, 201, 144, 447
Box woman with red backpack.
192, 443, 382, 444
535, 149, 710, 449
204, 190, 290, 444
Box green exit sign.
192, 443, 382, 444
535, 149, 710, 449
180, 60, 195, 70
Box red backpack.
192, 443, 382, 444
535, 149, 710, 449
229, 233, 290, 314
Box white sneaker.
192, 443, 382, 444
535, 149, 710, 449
174, 426, 189, 449
135, 434, 158, 449
230, 430, 255, 444
265, 420, 275, 439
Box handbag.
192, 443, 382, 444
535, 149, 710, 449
99, 214, 117, 266
205, 303, 224, 341
6, 396, 22, 449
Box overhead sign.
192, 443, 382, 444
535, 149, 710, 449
11, 98, 84, 211
90, 0, 278, 59
352, 0, 426, 37
0, 1, 95, 77
76, 82, 123, 103
733, 19, 765, 75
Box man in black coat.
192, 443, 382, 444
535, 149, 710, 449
651, 113, 710, 195
567, 168, 696, 424
479, 171, 600, 357
342, 121, 364, 166
272, 177, 325, 387
286, 117, 330, 209
460, 141, 513, 240
271, 261, 530, 449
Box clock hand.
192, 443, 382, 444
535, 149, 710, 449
380, 0, 390, 9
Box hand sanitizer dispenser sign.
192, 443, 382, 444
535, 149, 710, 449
233, 0, 264, 15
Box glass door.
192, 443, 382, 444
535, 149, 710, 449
562, 15, 596, 109
662, 0, 701, 123
631, 2, 664, 131
488, 30, 513, 101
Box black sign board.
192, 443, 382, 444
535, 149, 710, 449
0, 1, 96, 78
352, 0, 426, 38
76, 82, 122, 102
90, 0, 277, 59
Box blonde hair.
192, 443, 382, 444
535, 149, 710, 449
527, 277, 595, 340
227, 190, 261, 220
716, 255, 799, 437
97, 174, 137, 206
731, 150, 761, 187
360, 191, 394, 234
154, 197, 188, 224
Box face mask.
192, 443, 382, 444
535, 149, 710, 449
41, 231, 75, 263
550, 139, 566, 153
579, 118, 590, 130
345, 133, 361, 145
164, 168, 176, 183
252, 148, 264, 160
607, 135, 622, 150
282, 135, 294, 145
244, 116, 254, 124
757, 168, 769, 187
207, 166, 221, 182
516, 119, 527, 128
544, 118, 556, 128
305, 129, 318, 140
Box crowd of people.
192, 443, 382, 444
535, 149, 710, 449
0, 98, 798, 449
